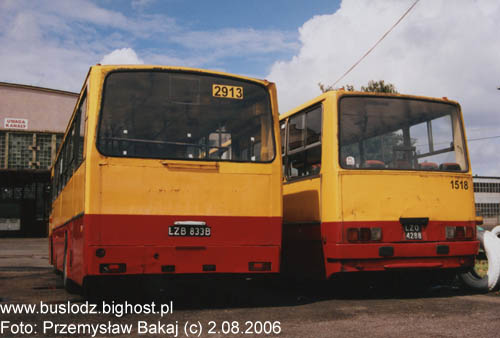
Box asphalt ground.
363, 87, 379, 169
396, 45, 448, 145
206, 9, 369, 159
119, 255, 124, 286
1, 238, 500, 338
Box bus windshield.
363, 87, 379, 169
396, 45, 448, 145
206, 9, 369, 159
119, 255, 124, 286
97, 71, 275, 162
339, 96, 468, 171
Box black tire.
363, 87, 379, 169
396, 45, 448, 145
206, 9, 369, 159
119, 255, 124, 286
459, 230, 500, 291
51, 237, 62, 275
62, 235, 79, 294
83, 276, 102, 303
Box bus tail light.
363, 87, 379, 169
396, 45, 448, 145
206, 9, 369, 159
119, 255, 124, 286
100, 263, 126, 273
455, 227, 465, 240
445, 226, 455, 240
446, 226, 474, 240
370, 228, 382, 241
466, 226, 474, 239
347, 228, 359, 242
347, 227, 382, 242
359, 228, 371, 241
249, 262, 271, 271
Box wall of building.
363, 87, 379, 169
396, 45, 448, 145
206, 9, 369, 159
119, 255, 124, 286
1, 82, 78, 133
473, 176, 500, 229
0, 82, 78, 237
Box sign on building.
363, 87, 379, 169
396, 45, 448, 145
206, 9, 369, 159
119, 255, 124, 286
0, 218, 21, 231
4, 118, 28, 130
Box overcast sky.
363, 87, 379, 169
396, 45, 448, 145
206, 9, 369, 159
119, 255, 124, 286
0, 0, 498, 175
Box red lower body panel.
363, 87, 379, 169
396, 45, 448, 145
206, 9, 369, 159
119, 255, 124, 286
283, 221, 479, 280
324, 241, 478, 277
52, 214, 281, 286
50, 214, 85, 282
87, 245, 280, 275
325, 241, 479, 259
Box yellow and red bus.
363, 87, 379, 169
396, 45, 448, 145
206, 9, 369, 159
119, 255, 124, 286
279, 90, 479, 281
49, 65, 282, 294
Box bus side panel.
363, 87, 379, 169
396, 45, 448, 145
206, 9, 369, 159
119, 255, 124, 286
51, 228, 66, 272
50, 190, 68, 273
69, 162, 86, 285
68, 215, 85, 285
283, 178, 321, 223
282, 177, 323, 278
49, 162, 86, 283
282, 222, 325, 279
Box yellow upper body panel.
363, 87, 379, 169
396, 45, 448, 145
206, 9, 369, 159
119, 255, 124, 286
281, 91, 475, 224
336, 171, 474, 222
50, 65, 282, 231
86, 157, 280, 217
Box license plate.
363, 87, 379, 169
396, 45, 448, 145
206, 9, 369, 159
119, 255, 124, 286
168, 221, 211, 237
404, 224, 422, 240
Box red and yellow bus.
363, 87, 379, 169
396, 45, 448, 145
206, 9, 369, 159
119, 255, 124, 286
49, 65, 282, 295
279, 90, 479, 281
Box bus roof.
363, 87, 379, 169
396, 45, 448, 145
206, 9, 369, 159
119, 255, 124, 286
90, 64, 273, 87
279, 90, 460, 120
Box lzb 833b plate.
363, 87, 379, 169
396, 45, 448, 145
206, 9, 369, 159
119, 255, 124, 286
168, 221, 211, 237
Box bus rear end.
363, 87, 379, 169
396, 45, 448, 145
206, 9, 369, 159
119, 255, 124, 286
83, 67, 281, 285
324, 93, 479, 278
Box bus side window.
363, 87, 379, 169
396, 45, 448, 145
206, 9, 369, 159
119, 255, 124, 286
285, 105, 322, 180
280, 120, 287, 177
280, 121, 286, 156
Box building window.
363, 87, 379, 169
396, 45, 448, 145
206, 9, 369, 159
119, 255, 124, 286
474, 181, 500, 193
476, 203, 500, 217
0, 132, 5, 168
8, 133, 32, 169
36, 134, 53, 169
0, 131, 64, 170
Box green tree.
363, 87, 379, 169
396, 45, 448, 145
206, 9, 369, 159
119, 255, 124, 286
318, 83, 354, 92
361, 80, 398, 93
318, 80, 398, 93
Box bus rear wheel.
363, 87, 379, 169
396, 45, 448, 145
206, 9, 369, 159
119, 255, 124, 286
62, 246, 79, 294
82, 276, 104, 302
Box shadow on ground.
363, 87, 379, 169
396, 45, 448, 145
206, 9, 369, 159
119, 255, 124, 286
56, 270, 493, 310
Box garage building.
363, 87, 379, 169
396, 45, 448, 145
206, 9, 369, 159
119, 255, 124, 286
0, 82, 77, 237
